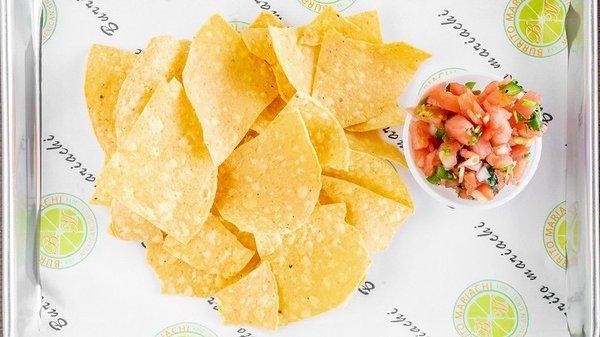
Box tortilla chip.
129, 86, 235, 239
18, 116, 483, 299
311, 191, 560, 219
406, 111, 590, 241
216, 262, 279, 330
262, 204, 370, 323
219, 216, 257, 251
312, 31, 430, 127
320, 176, 412, 252
250, 96, 286, 133
238, 129, 260, 148
84, 45, 137, 157
146, 244, 228, 297
114, 36, 190, 140
250, 11, 285, 29
323, 150, 413, 209
347, 11, 383, 44
272, 64, 297, 102
183, 14, 278, 165
102, 79, 217, 244
163, 214, 254, 278
90, 174, 112, 206
298, 6, 360, 46
215, 110, 321, 235
345, 130, 407, 168
109, 200, 163, 244
285, 93, 349, 170
242, 28, 278, 65
254, 232, 283, 258
345, 104, 406, 132
269, 28, 318, 99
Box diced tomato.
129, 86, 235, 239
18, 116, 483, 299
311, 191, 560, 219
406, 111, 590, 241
445, 115, 474, 145
476, 184, 495, 201
449, 82, 469, 96
515, 122, 545, 138
510, 144, 530, 160
469, 139, 493, 159
487, 153, 514, 169
460, 149, 479, 159
423, 149, 441, 176
457, 90, 485, 125
514, 91, 541, 119
413, 148, 429, 169
463, 171, 478, 196
479, 81, 518, 109
427, 83, 461, 113
512, 158, 529, 184
410, 121, 432, 150
439, 140, 462, 170
495, 170, 509, 190
483, 108, 512, 146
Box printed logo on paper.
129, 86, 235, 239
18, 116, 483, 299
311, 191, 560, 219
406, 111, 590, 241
418, 68, 467, 97
41, 0, 58, 44
454, 280, 528, 337
544, 201, 567, 269
298, 0, 357, 13
229, 21, 249, 32
156, 323, 218, 337
39, 193, 97, 269
504, 0, 568, 58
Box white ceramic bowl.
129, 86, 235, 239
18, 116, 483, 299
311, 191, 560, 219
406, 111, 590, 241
402, 73, 542, 210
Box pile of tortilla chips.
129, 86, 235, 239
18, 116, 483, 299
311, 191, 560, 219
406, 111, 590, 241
85, 8, 429, 330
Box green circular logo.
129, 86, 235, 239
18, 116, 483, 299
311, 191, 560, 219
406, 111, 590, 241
418, 67, 467, 97
544, 201, 567, 269
454, 280, 528, 337
41, 0, 57, 44
155, 323, 218, 337
39, 193, 97, 269
504, 0, 568, 57
298, 0, 357, 13
229, 20, 249, 33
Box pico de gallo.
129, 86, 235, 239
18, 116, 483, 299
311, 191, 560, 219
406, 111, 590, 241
409, 76, 546, 201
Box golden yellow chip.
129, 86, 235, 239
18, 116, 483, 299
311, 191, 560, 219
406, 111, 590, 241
102, 79, 217, 244
183, 14, 278, 165
249, 11, 285, 29
269, 27, 318, 99
109, 200, 163, 244
285, 92, 349, 170
219, 216, 257, 251
250, 96, 286, 133
323, 150, 413, 209
262, 204, 370, 323
85, 44, 137, 157
320, 176, 412, 252
345, 130, 407, 168
298, 6, 360, 46
114, 36, 190, 140
312, 31, 430, 127
163, 214, 254, 278
272, 64, 297, 102
215, 262, 279, 330
347, 11, 383, 44
215, 110, 321, 235
146, 244, 228, 297
242, 28, 278, 65
254, 232, 283, 258
345, 104, 406, 132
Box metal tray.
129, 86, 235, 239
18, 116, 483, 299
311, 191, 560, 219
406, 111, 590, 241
1, 0, 598, 336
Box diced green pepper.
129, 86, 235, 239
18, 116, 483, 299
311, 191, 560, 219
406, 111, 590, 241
528, 107, 543, 131
465, 82, 476, 90
435, 128, 446, 139
500, 80, 524, 96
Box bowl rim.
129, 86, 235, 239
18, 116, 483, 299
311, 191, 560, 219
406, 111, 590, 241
401, 73, 544, 210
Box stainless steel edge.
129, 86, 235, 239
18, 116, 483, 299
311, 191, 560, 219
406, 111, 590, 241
566, 0, 599, 336
1, 0, 42, 336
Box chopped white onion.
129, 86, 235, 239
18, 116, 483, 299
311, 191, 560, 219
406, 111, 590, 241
482, 114, 490, 124
493, 144, 510, 155
458, 166, 465, 184
476, 166, 491, 182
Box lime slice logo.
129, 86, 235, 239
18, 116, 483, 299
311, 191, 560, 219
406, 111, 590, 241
41, 0, 57, 44
503, 0, 568, 57
39, 193, 97, 269
543, 201, 567, 269
454, 280, 528, 337
298, 0, 357, 13
156, 323, 218, 337
229, 21, 249, 33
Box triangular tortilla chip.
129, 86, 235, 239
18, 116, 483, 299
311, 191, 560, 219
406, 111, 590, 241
218, 215, 257, 251
183, 14, 278, 165
109, 200, 163, 244
269, 28, 318, 99
320, 176, 412, 252
101, 79, 217, 244
347, 11, 383, 44
285, 92, 349, 170
272, 63, 297, 102
250, 11, 285, 29
250, 96, 286, 133
163, 214, 254, 278
254, 232, 283, 258
215, 262, 279, 330
312, 31, 430, 127
323, 150, 414, 209
345, 130, 407, 168
216, 111, 321, 235
242, 28, 279, 65
115, 36, 190, 140
345, 104, 406, 132
84, 44, 137, 157
298, 6, 360, 46
262, 204, 370, 323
